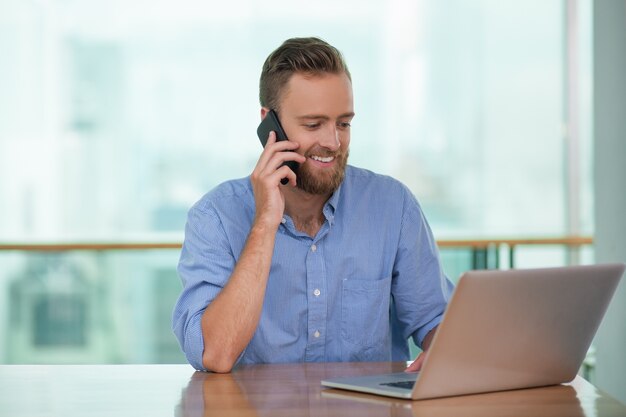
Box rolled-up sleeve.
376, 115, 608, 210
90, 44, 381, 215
391, 189, 455, 349
172, 203, 236, 370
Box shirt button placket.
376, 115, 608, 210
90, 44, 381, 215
305, 240, 325, 362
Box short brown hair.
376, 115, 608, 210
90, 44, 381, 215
259, 37, 351, 111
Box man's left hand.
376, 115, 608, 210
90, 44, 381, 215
405, 351, 427, 373
404, 325, 438, 373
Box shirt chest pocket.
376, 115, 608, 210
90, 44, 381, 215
341, 276, 392, 350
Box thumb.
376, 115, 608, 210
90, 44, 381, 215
405, 351, 426, 373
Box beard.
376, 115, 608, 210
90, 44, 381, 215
296, 148, 349, 195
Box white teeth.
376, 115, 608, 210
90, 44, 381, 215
311, 155, 334, 163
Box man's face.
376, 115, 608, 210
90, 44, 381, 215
274, 72, 354, 195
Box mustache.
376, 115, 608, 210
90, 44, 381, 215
305, 147, 342, 158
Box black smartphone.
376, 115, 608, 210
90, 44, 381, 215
256, 109, 299, 184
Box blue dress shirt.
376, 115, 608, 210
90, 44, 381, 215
173, 165, 454, 371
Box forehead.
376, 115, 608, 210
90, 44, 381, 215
279, 72, 353, 116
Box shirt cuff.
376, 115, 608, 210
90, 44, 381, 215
184, 311, 248, 372
415, 314, 443, 350
184, 312, 207, 371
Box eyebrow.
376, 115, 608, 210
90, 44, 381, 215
296, 112, 355, 121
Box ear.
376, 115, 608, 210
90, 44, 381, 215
260, 107, 270, 120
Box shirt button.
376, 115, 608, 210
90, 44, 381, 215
281, 217, 286, 224
314, 330, 320, 338
313, 289, 321, 297
311, 244, 317, 252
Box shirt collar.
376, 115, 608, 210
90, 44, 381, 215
326, 182, 342, 215
323, 169, 346, 223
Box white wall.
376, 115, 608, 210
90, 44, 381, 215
593, 0, 626, 405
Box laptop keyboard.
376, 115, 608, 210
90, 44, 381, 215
380, 381, 415, 390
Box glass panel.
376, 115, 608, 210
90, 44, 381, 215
0, 0, 569, 240
0, 0, 592, 364
0, 251, 186, 364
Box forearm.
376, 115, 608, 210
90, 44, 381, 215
200, 221, 277, 372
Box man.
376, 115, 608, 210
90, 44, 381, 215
172, 37, 454, 373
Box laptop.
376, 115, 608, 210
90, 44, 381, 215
321, 263, 625, 400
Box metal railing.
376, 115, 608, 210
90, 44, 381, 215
0, 236, 594, 270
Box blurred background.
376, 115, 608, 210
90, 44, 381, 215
1, 0, 625, 403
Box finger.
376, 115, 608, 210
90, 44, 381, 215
255, 134, 300, 173
261, 152, 305, 176
278, 165, 298, 187
266, 130, 277, 145
254, 131, 277, 172
404, 352, 426, 373
266, 138, 300, 153
263, 131, 302, 152
270, 165, 297, 187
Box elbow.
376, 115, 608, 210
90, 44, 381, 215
202, 347, 238, 373
205, 359, 234, 374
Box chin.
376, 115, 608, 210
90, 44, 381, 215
297, 167, 345, 195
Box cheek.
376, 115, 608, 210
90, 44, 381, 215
340, 132, 350, 149
294, 131, 320, 149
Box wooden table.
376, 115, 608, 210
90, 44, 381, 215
1, 362, 624, 416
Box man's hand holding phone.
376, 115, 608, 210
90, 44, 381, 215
257, 110, 300, 185
250, 129, 305, 229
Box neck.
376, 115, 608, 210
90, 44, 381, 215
283, 187, 331, 237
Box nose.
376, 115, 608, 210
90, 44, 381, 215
318, 125, 340, 151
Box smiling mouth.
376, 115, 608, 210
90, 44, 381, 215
310, 155, 335, 163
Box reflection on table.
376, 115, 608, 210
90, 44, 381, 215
178, 362, 625, 417
1, 362, 624, 417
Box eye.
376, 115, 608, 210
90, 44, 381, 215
304, 123, 320, 130
338, 122, 351, 129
